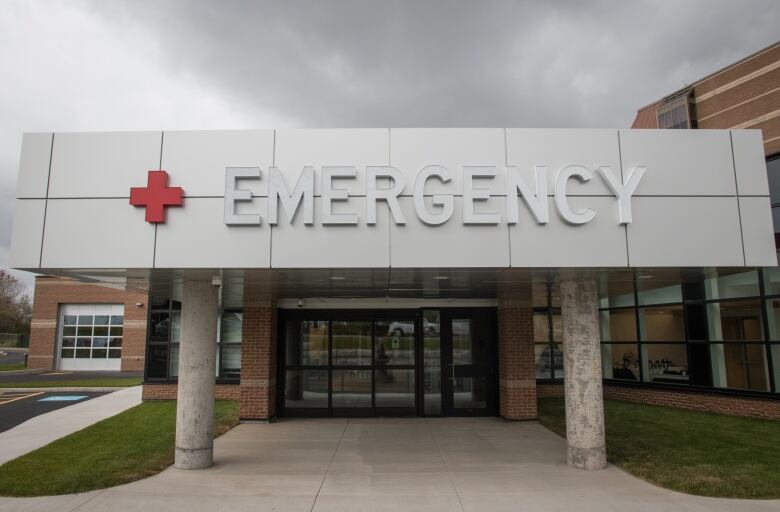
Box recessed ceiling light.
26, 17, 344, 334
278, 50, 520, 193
638, 275, 654, 279
433, 276, 450, 280
330, 276, 345, 281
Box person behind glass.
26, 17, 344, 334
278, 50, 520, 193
377, 341, 391, 382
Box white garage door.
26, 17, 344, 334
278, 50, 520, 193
58, 304, 124, 371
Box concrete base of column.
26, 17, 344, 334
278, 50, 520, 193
560, 273, 607, 470
174, 279, 218, 470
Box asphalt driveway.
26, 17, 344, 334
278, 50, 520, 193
0, 391, 107, 432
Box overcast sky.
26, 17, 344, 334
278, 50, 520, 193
1, 0, 779, 292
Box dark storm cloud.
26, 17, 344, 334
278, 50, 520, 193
89, 0, 780, 127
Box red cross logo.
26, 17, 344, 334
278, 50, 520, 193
129, 170, 184, 223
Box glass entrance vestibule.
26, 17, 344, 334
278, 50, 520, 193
278, 308, 498, 417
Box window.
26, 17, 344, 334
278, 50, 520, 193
146, 297, 241, 381
598, 270, 779, 395
59, 304, 123, 371
657, 92, 692, 129
533, 279, 563, 380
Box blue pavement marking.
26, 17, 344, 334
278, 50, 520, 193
38, 395, 88, 402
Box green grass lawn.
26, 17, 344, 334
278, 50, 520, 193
538, 397, 780, 499
0, 377, 143, 388
0, 363, 27, 372
0, 400, 239, 497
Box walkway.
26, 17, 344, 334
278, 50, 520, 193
0, 386, 142, 464
0, 417, 778, 511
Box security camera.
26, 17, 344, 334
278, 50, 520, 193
297, 299, 304, 308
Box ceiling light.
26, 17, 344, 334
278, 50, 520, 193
433, 276, 450, 280
329, 276, 346, 281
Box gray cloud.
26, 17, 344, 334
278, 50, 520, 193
1, 0, 779, 292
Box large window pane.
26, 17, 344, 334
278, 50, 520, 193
707, 300, 764, 342
598, 272, 635, 308
763, 267, 780, 296
637, 273, 682, 305
641, 343, 689, 384
333, 321, 371, 366
704, 270, 759, 300
601, 344, 639, 381
533, 313, 549, 342
332, 369, 371, 408
764, 299, 780, 341
221, 344, 241, 379
453, 377, 487, 409
638, 305, 685, 341
221, 312, 242, 343
286, 320, 328, 366
600, 309, 637, 341
150, 312, 170, 342
147, 344, 168, 378
534, 344, 552, 379
376, 369, 415, 408
376, 319, 415, 365
710, 343, 770, 391
285, 370, 328, 408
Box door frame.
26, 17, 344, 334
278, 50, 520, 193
439, 307, 499, 417
276, 307, 499, 418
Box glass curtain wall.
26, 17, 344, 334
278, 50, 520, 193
597, 270, 779, 396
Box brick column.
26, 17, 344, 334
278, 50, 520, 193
240, 280, 277, 421
497, 277, 537, 420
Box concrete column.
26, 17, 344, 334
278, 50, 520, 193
560, 272, 606, 470
175, 279, 218, 470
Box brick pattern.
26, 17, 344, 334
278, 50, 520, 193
239, 279, 277, 420
537, 382, 780, 421
142, 383, 240, 400
497, 278, 537, 420
28, 276, 148, 371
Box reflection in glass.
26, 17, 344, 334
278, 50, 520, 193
708, 300, 764, 341
637, 274, 682, 305
221, 312, 242, 342
452, 319, 473, 364
600, 309, 637, 341
286, 320, 328, 366
423, 310, 441, 415
598, 272, 635, 308
332, 369, 371, 408
534, 344, 551, 379
601, 344, 639, 380
333, 321, 371, 366
376, 369, 415, 408
710, 343, 769, 391
453, 377, 486, 409
169, 343, 179, 377
641, 343, 689, 384
705, 271, 759, 300
639, 305, 685, 341
376, 320, 415, 365
285, 370, 328, 408
221, 344, 241, 379
533, 313, 548, 343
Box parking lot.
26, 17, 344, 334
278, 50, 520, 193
0, 390, 107, 432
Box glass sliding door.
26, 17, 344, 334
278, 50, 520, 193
280, 311, 418, 417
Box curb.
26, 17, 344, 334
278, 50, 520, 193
0, 387, 131, 393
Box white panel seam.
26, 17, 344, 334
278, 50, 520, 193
729, 131, 748, 267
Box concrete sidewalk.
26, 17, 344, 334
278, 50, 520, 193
0, 386, 142, 465
1, 417, 778, 512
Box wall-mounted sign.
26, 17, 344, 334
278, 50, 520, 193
224, 165, 646, 227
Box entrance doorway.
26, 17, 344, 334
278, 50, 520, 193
278, 308, 498, 417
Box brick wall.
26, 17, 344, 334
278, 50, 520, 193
497, 277, 537, 420
537, 382, 780, 421
239, 278, 277, 420
142, 382, 240, 400
29, 276, 148, 371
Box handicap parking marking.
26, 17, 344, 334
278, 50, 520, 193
38, 395, 88, 402
0, 391, 44, 405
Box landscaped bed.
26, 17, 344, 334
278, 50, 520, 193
0, 377, 143, 388
0, 400, 239, 497
538, 396, 780, 499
